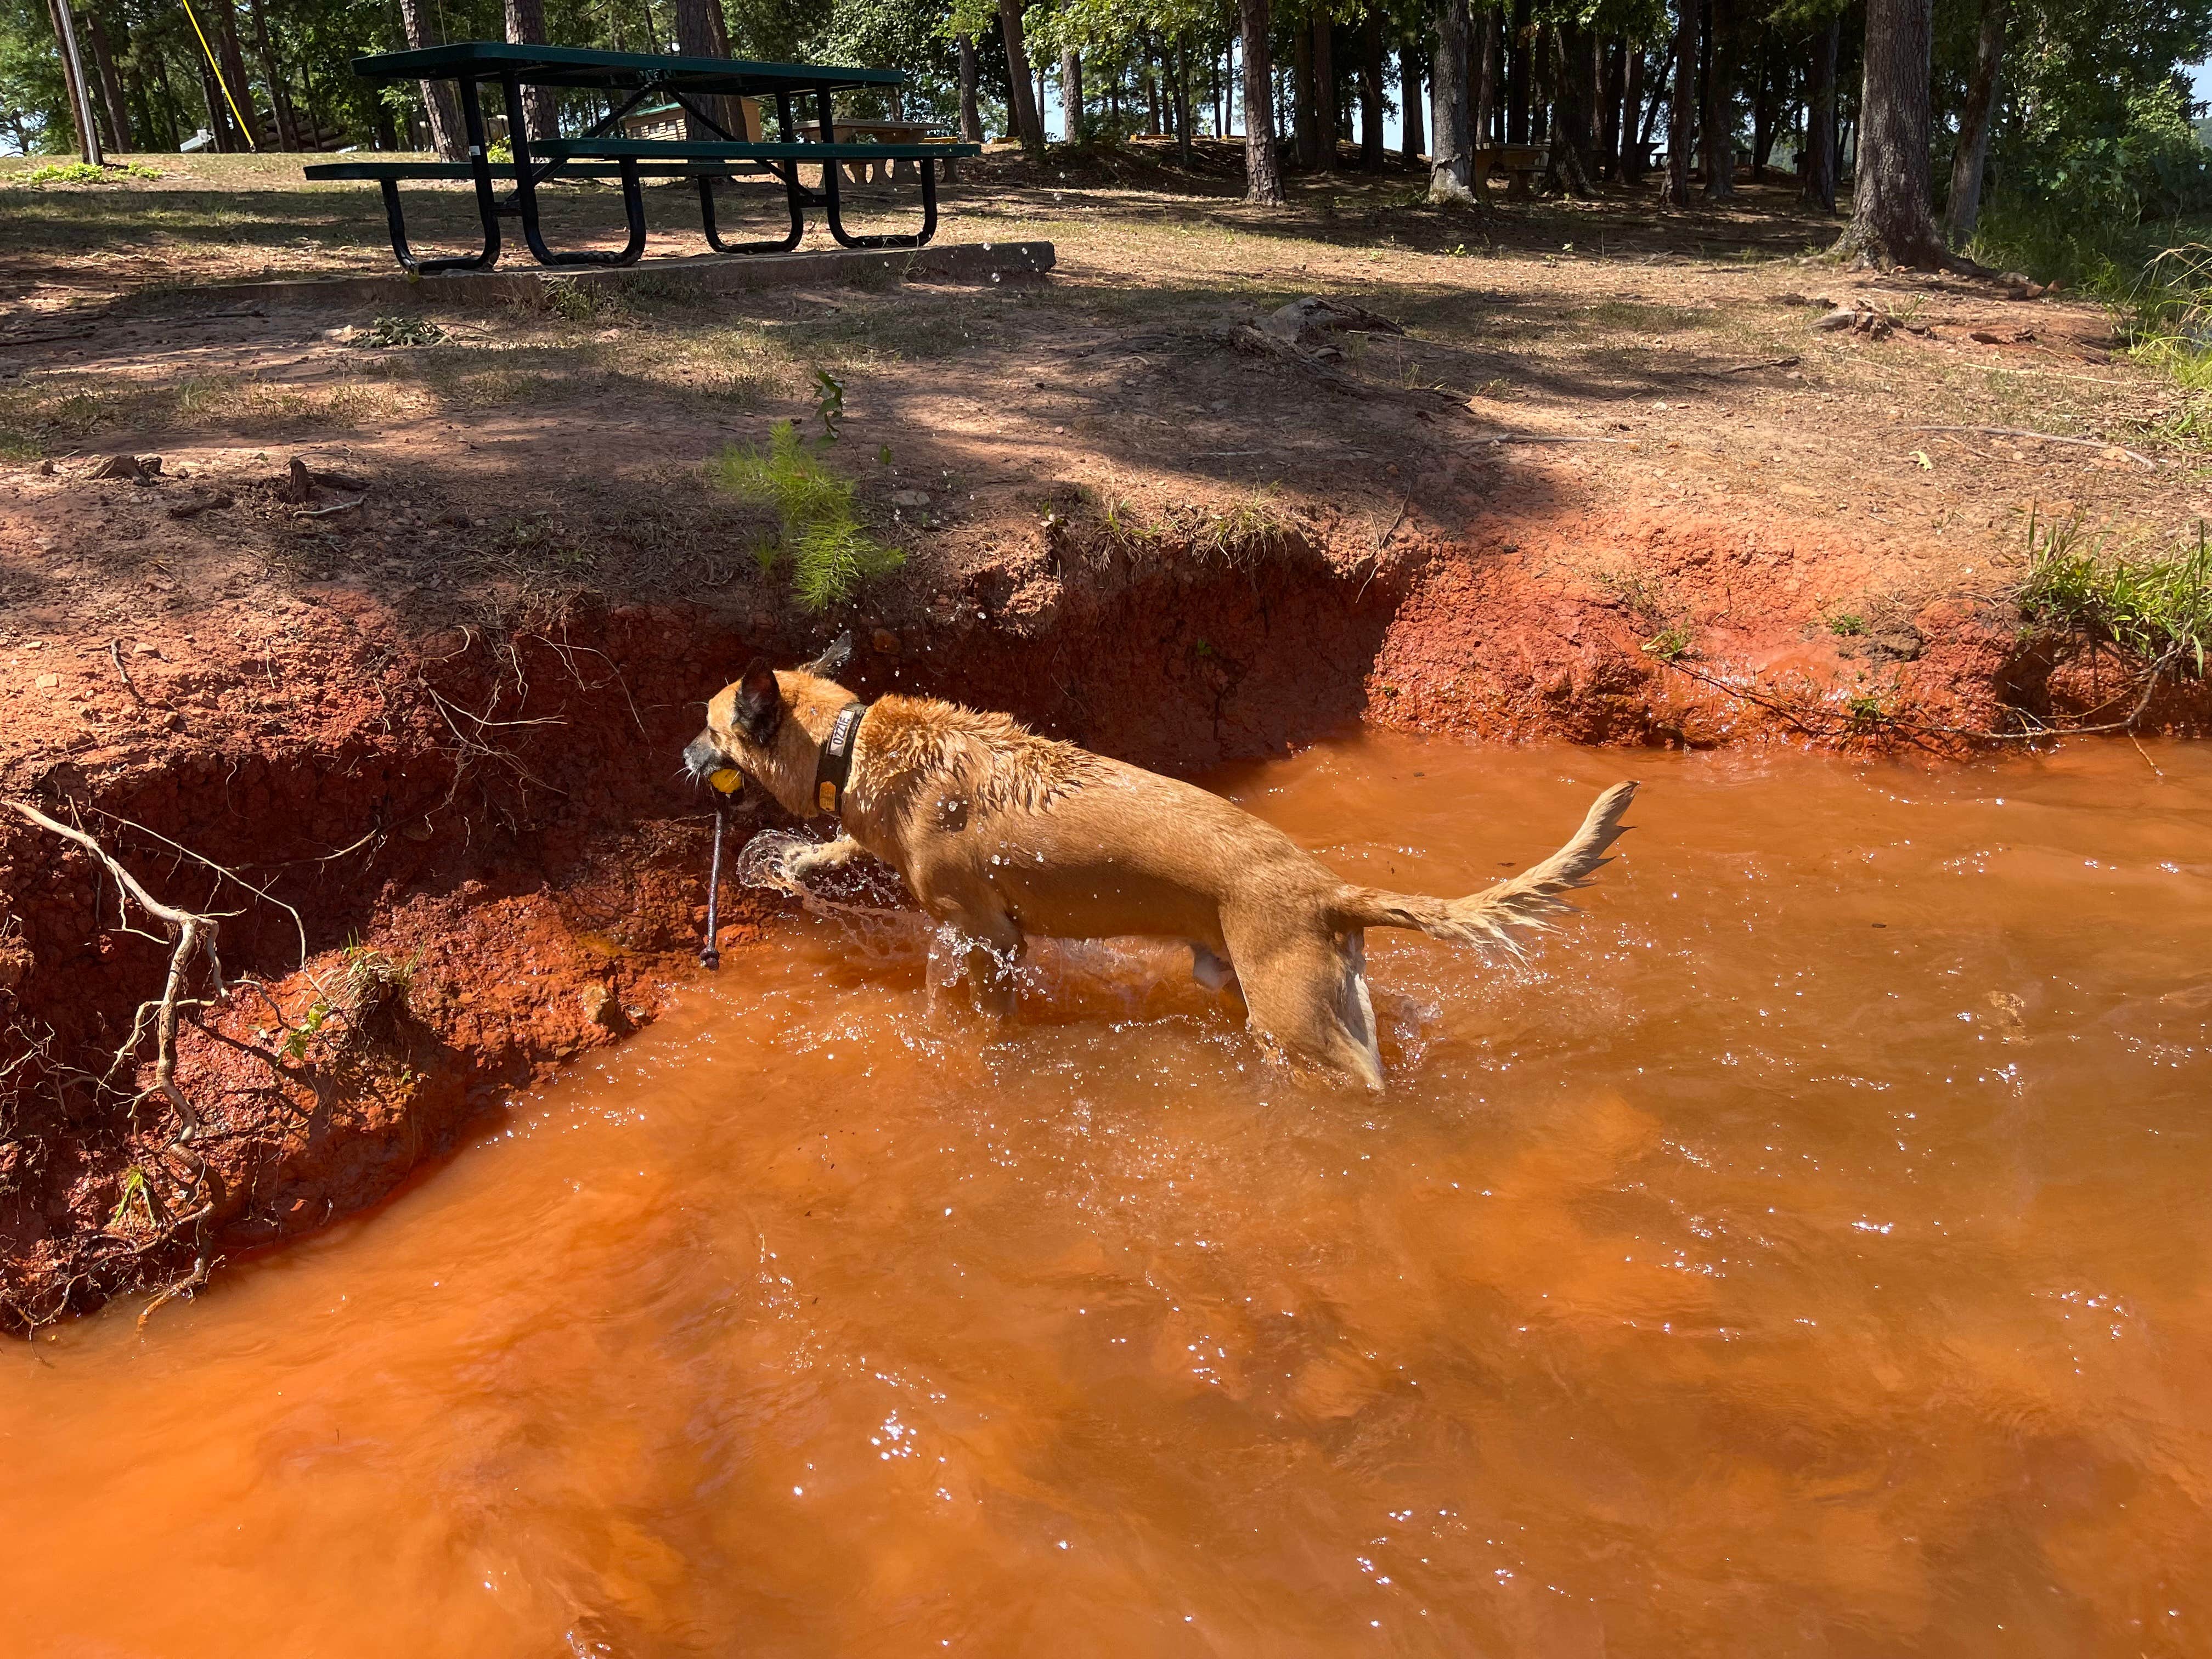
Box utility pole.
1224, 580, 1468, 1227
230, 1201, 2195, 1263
47, 0, 105, 163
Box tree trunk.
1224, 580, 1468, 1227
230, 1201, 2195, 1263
1543, 23, 1598, 196
1062, 48, 1083, 142
1358, 12, 1385, 167
1943, 0, 2005, 245
1665, 0, 1694, 205
671, 0, 735, 137
1291, 22, 1317, 166
1173, 37, 1193, 162
1472, 7, 1499, 147
1700, 0, 1733, 199
1238, 0, 1285, 201
1618, 43, 1645, 178
197, 57, 235, 150
1401, 43, 1424, 157
1800, 18, 1836, 210
1749, 29, 1776, 179
213, 3, 261, 148
83, 9, 134, 150
1429, 0, 1474, 202
957, 35, 984, 143
246, 0, 298, 148
1837, 0, 1945, 266
1313, 13, 1336, 168
399, 0, 465, 158
998, 0, 1043, 149
503, 0, 556, 139
44, 0, 98, 159
1504, 0, 1529, 142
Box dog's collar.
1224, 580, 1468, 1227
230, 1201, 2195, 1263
812, 701, 870, 817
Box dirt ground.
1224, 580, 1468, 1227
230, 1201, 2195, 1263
2, 142, 2204, 1327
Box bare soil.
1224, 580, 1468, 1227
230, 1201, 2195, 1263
3, 144, 2206, 1327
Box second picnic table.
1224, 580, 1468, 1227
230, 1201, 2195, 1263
306, 42, 978, 275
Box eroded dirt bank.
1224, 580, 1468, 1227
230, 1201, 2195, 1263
7, 483, 2203, 1329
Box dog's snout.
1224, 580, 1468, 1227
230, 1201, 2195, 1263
682, 732, 724, 780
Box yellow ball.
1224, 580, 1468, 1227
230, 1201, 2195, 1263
708, 768, 744, 795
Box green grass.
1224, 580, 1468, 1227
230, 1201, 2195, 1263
710, 420, 903, 611
2019, 510, 2212, 675
1, 160, 162, 187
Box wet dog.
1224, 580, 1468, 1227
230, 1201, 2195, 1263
684, 636, 1637, 1089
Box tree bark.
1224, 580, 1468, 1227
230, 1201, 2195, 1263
1429, 0, 1475, 201
1173, 37, 1193, 162
214, 3, 261, 148
1943, 0, 2005, 245
1291, 21, 1317, 166
1700, 0, 1733, 199
957, 35, 984, 143
1749, 28, 1776, 179
998, 0, 1043, 149
1238, 0, 1285, 201
1543, 22, 1598, 196
1665, 0, 1695, 205
44, 0, 98, 158
1062, 48, 1083, 142
246, 0, 298, 148
503, 0, 556, 140
1504, 0, 1528, 142
398, 0, 465, 158
1472, 7, 1499, 147
1313, 12, 1336, 168
671, 0, 735, 138
1800, 16, 1836, 210
1618, 42, 1644, 179
1358, 11, 1385, 167
1838, 0, 1945, 266
1401, 43, 1424, 157
84, 8, 134, 150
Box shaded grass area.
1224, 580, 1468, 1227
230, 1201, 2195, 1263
2021, 509, 2212, 674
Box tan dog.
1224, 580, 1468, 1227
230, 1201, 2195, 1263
684, 636, 1637, 1089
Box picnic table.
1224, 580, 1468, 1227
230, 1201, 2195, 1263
1471, 143, 1547, 201
303, 43, 979, 275
822, 120, 957, 184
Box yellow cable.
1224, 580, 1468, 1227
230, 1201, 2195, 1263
178, 0, 258, 151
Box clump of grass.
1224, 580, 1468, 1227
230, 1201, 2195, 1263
357, 313, 447, 348
1639, 623, 1695, 662
710, 420, 903, 611
2019, 509, 2212, 675
537, 275, 630, 324
1826, 611, 1866, 636
4, 160, 161, 187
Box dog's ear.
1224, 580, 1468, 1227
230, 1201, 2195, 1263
803, 630, 854, 681
733, 658, 783, 746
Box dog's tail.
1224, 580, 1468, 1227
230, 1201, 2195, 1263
1328, 781, 1638, 957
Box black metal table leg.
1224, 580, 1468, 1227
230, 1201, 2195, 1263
811, 83, 939, 251
380, 78, 501, 275
697, 163, 805, 253
503, 74, 647, 267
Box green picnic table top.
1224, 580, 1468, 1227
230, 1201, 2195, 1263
350, 42, 904, 95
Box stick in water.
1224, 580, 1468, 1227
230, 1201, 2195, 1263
701, 802, 726, 970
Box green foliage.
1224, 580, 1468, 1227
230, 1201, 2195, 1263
810, 365, 846, 442
711, 419, 904, 611
3, 160, 162, 185
1639, 624, 1695, 662
2019, 510, 2212, 675
357, 313, 448, 347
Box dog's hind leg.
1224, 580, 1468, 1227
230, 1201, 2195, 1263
923, 897, 1025, 1019
1224, 916, 1385, 1091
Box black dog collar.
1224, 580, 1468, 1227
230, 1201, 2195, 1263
812, 701, 869, 817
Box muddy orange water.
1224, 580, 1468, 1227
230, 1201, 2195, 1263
8, 733, 2212, 1657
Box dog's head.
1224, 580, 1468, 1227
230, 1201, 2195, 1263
683, 632, 856, 817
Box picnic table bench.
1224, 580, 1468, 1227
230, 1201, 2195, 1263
303, 43, 978, 275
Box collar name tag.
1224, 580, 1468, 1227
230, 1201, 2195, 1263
813, 701, 868, 816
